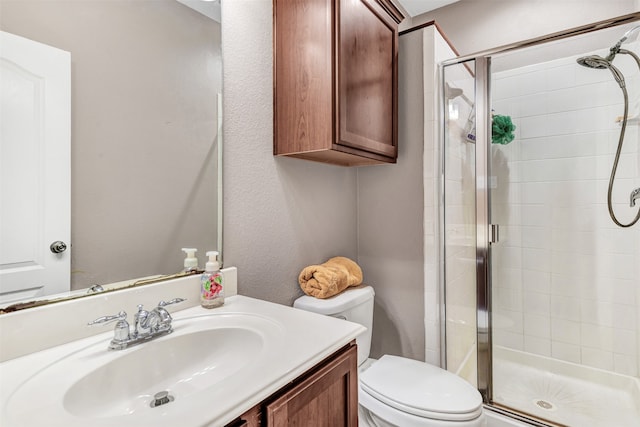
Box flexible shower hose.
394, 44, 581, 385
607, 49, 640, 228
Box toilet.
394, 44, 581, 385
294, 285, 485, 427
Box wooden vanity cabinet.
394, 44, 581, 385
274, 0, 404, 166
224, 342, 358, 427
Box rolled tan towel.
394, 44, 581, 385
298, 256, 363, 299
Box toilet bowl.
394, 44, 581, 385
294, 286, 484, 427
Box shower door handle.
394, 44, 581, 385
489, 224, 499, 244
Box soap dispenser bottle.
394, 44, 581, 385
200, 251, 224, 308
182, 248, 198, 273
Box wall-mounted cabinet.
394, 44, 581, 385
274, 0, 404, 166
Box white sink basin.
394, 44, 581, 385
65, 325, 264, 417
2, 312, 284, 426
0, 295, 365, 427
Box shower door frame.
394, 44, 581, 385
438, 11, 640, 427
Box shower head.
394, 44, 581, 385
576, 54, 626, 88
576, 55, 610, 69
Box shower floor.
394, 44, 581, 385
492, 346, 640, 427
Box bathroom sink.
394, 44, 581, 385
0, 295, 365, 427
64, 326, 264, 417
2, 311, 285, 427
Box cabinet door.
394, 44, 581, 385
337, 0, 398, 159
273, 0, 334, 156
265, 344, 358, 427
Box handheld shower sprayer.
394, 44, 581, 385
575, 23, 640, 228
576, 55, 626, 88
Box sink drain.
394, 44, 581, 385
150, 391, 174, 408
534, 399, 555, 411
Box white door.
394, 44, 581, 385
0, 31, 71, 304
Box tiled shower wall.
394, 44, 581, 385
421, 26, 461, 369
491, 41, 640, 377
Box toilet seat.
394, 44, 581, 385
359, 355, 483, 422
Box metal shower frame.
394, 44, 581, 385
437, 11, 640, 427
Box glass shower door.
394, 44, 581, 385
489, 24, 640, 426
441, 18, 640, 427
441, 59, 480, 388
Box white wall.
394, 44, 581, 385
222, 0, 358, 305
491, 40, 640, 376
422, 26, 460, 368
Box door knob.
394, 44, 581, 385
50, 241, 67, 254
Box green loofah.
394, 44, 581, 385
492, 114, 516, 145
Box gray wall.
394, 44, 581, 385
222, 0, 358, 305
222, 0, 427, 361
408, 0, 639, 55
357, 30, 426, 361
1, 0, 222, 289
222, 0, 424, 360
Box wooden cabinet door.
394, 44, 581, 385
273, 0, 333, 156
336, 0, 398, 160
265, 344, 358, 427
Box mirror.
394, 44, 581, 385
0, 0, 222, 311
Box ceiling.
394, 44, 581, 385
177, 0, 459, 22
396, 0, 460, 17
176, 0, 221, 22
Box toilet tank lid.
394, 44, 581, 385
293, 285, 374, 315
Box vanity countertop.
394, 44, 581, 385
0, 295, 365, 427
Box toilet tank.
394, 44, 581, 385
293, 285, 374, 366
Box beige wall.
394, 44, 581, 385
1, 0, 222, 289
409, 0, 639, 55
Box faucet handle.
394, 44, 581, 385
88, 311, 128, 326
153, 298, 185, 331
88, 311, 131, 348
134, 304, 152, 334
158, 298, 186, 308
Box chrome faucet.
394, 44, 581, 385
88, 298, 185, 350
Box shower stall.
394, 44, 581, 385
440, 13, 640, 427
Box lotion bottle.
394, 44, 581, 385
182, 248, 198, 273
200, 251, 224, 308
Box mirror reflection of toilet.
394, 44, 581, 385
294, 286, 485, 427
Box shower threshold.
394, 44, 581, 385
492, 346, 640, 427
